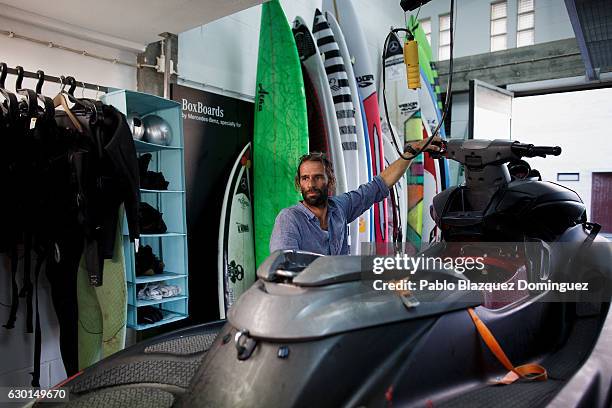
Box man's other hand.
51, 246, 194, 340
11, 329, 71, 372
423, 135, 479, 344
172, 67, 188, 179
404, 135, 443, 154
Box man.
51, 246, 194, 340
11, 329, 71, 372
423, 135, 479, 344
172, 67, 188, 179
269, 136, 442, 255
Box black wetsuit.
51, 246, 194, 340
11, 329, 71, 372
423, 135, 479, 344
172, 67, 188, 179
2, 101, 139, 382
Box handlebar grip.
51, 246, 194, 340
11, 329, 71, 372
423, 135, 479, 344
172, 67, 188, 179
427, 139, 447, 159
512, 143, 561, 157
532, 146, 561, 156
530, 146, 561, 156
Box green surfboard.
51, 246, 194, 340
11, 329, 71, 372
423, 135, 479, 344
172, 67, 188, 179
409, 17, 442, 110
254, 0, 309, 266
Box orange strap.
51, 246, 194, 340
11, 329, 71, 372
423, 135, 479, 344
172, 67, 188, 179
467, 308, 547, 384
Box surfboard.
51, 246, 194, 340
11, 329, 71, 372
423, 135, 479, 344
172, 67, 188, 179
312, 9, 361, 254
253, 0, 309, 266
359, 97, 375, 245
303, 69, 329, 156
395, 62, 440, 247
293, 16, 348, 196
416, 68, 441, 244
218, 143, 255, 319
77, 206, 127, 369
380, 32, 420, 247
382, 32, 420, 136
405, 115, 425, 253
410, 16, 441, 107
325, 0, 388, 244
381, 120, 407, 244
381, 17, 444, 246
410, 16, 450, 190
325, 10, 371, 254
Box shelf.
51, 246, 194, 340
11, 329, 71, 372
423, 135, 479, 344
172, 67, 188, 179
134, 310, 188, 330
104, 89, 189, 331
137, 295, 187, 307
140, 189, 185, 194
134, 139, 183, 153
135, 271, 187, 284
141, 232, 186, 237
126, 232, 186, 238
105, 89, 180, 112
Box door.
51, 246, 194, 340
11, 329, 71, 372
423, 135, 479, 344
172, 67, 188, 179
591, 172, 612, 233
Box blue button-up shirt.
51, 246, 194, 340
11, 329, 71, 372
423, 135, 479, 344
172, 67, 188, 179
269, 175, 390, 255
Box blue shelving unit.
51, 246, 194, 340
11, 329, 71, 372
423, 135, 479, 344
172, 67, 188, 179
102, 90, 189, 330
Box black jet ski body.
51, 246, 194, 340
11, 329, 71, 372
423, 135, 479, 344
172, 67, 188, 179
43, 140, 612, 408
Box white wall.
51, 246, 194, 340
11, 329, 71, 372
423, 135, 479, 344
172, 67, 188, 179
0, 16, 138, 389
0, 256, 67, 388
511, 87, 612, 219
0, 15, 137, 97
178, 0, 407, 98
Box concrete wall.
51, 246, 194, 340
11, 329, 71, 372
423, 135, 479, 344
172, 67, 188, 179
0, 16, 138, 389
415, 0, 574, 60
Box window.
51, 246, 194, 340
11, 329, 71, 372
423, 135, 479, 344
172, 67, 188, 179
557, 173, 579, 182
438, 14, 450, 61
517, 0, 535, 47
490, 1, 507, 52
420, 18, 431, 45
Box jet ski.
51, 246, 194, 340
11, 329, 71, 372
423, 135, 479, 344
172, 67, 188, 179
34, 140, 612, 408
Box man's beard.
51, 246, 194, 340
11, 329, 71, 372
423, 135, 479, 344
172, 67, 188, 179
302, 186, 329, 208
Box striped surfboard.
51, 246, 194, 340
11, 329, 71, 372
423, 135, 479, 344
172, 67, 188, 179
325, 10, 372, 252
325, 0, 388, 245
312, 9, 361, 254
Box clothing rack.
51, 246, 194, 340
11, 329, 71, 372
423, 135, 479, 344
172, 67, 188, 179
1, 63, 109, 93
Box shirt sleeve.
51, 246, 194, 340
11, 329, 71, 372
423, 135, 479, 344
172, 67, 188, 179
334, 175, 390, 223
269, 209, 301, 253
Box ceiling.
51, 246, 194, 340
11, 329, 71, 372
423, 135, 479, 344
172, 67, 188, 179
0, 0, 267, 52
565, 0, 612, 80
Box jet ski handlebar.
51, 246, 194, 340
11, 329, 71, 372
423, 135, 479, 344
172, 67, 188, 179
510, 142, 562, 158
437, 139, 561, 168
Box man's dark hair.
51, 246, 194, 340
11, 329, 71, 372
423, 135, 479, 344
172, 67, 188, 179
294, 152, 336, 190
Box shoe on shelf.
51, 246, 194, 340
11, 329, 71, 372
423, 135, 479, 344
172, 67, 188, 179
138, 284, 162, 301
159, 284, 181, 298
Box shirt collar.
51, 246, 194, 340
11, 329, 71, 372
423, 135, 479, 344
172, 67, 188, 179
297, 198, 338, 220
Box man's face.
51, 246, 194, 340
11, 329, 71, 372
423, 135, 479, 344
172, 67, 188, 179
299, 160, 329, 208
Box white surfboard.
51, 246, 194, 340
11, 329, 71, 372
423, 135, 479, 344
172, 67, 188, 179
379, 34, 415, 246
382, 32, 420, 140
381, 120, 408, 244
325, 10, 371, 253
218, 143, 255, 319
324, 0, 388, 245
293, 16, 348, 195
312, 9, 361, 254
